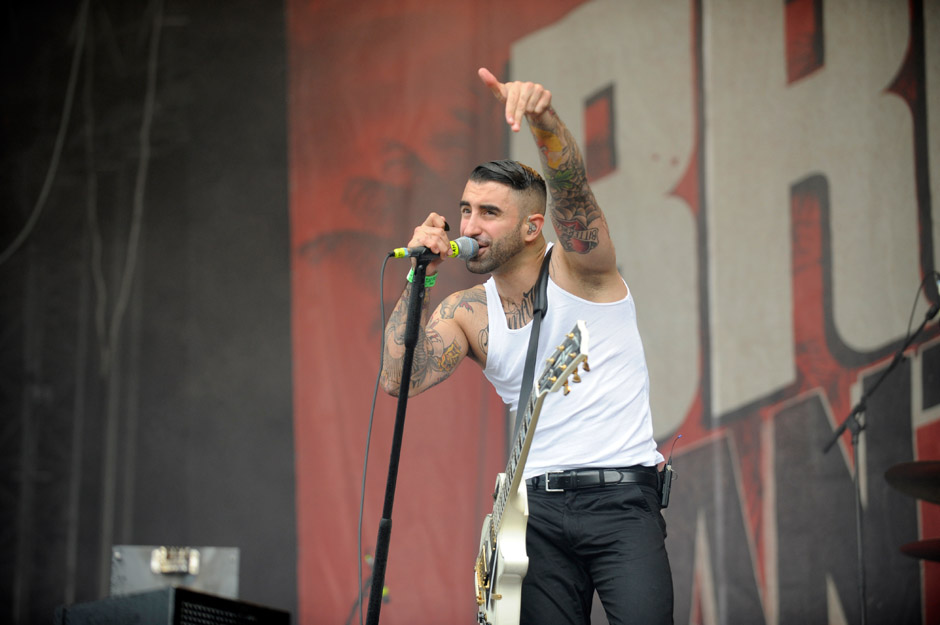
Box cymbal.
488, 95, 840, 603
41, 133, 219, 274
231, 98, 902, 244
900, 538, 940, 562
884, 461, 940, 505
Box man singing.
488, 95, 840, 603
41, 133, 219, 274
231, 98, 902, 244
381, 67, 673, 624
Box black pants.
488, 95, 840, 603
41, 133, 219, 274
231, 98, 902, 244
520, 482, 673, 625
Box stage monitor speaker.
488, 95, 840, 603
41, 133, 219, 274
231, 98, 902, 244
55, 586, 290, 624
111, 545, 239, 599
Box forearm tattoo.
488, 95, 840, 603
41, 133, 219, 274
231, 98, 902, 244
529, 111, 605, 254
381, 282, 435, 392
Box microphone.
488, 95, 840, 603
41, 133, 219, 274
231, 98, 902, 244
390, 236, 479, 260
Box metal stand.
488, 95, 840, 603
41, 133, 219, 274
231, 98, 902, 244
366, 258, 431, 625
822, 300, 939, 625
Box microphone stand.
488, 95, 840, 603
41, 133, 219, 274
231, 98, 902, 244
822, 300, 939, 625
366, 257, 431, 625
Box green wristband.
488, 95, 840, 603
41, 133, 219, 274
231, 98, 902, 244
407, 267, 438, 288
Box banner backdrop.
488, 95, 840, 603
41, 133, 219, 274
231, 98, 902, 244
288, 1, 940, 623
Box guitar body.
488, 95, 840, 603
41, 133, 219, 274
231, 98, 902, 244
476, 478, 529, 625
474, 321, 590, 625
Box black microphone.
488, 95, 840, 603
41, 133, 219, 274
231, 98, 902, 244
389, 236, 479, 260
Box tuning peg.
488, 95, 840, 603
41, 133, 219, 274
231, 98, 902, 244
582, 360, 590, 372
572, 371, 581, 383
563, 381, 571, 396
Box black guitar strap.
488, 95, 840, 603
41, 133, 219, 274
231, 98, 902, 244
512, 246, 554, 440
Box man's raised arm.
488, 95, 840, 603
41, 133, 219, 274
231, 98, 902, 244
477, 67, 619, 283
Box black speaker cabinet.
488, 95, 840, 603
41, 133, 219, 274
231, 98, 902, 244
55, 586, 290, 624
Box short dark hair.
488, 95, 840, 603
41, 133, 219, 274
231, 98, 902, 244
469, 160, 547, 215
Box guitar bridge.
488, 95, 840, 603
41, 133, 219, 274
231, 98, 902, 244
475, 555, 490, 606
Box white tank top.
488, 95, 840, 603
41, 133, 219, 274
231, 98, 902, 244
482, 267, 663, 479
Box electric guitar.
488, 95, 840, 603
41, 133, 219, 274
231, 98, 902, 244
474, 320, 590, 625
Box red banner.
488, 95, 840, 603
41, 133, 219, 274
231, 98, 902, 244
287, 1, 940, 623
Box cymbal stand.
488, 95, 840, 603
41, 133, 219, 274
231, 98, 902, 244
822, 299, 939, 625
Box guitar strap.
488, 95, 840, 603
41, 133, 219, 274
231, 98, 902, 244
512, 246, 554, 440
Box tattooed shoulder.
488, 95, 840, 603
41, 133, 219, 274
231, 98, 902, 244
439, 285, 487, 320
439, 285, 489, 364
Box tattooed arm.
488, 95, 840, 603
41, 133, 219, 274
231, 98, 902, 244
381, 211, 471, 397
380, 279, 488, 397
477, 68, 622, 295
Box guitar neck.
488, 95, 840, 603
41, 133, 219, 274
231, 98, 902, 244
492, 391, 543, 534
489, 320, 590, 538
505, 394, 537, 493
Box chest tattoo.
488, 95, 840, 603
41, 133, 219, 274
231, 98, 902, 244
502, 284, 538, 330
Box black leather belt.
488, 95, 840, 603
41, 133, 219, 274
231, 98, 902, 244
526, 466, 659, 492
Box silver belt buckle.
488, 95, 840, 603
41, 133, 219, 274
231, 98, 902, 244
544, 471, 565, 492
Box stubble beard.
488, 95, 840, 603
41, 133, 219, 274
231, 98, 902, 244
464, 228, 525, 275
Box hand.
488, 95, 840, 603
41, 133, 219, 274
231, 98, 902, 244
478, 67, 553, 133
408, 212, 451, 271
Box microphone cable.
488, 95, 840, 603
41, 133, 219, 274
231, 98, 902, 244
355, 254, 393, 625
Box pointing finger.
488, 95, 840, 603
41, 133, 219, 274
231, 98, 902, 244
477, 67, 505, 101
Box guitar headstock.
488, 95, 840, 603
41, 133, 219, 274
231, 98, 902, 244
538, 320, 590, 397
